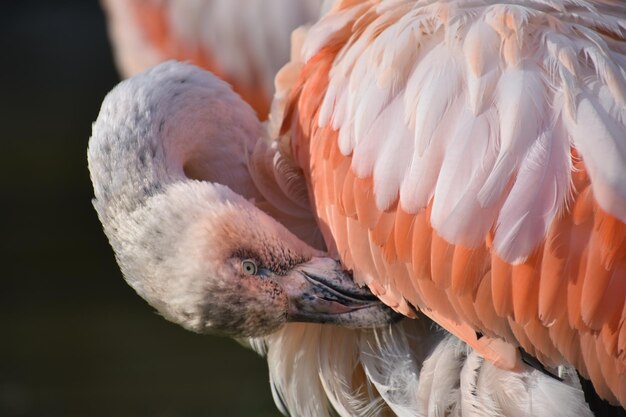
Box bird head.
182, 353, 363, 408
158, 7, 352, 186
122, 180, 394, 337
88, 61, 395, 338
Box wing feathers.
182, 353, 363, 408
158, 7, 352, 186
565, 86, 626, 222
493, 124, 571, 262
478, 65, 546, 209
286, 0, 626, 408
463, 21, 500, 114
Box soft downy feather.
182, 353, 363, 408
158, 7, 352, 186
247, 133, 326, 250
259, 317, 594, 417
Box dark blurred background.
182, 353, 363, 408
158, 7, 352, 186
1, 1, 279, 416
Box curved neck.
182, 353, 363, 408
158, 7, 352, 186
88, 65, 265, 219
89, 107, 179, 217
88, 61, 324, 256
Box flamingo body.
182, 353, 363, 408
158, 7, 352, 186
276, 0, 626, 406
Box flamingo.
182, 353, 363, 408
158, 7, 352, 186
91, 61, 602, 416
88, 0, 626, 415
100, 0, 324, 118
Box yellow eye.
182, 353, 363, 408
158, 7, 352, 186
241, 259, 258, 276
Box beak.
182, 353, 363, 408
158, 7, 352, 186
277, 257, 399, 328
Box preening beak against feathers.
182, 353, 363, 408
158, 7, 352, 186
88, 61, 394, 338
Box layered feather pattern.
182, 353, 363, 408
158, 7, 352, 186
278, 0, 626, 408
309, 0, 626, 261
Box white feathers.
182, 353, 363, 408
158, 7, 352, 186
264, 319, 594, 416
360, 322, 427, 417
265, 324, 334, 417
307, 0, 626, 262
417, 336, 465, 417
432, 108, 500, 247
407, 45, 462, 158
463, 21, 500, 115
478, 64, 546, 208
493, 124, 571, 262
564, 84, 626, 221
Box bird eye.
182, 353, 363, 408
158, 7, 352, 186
241, 259, 258, 276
